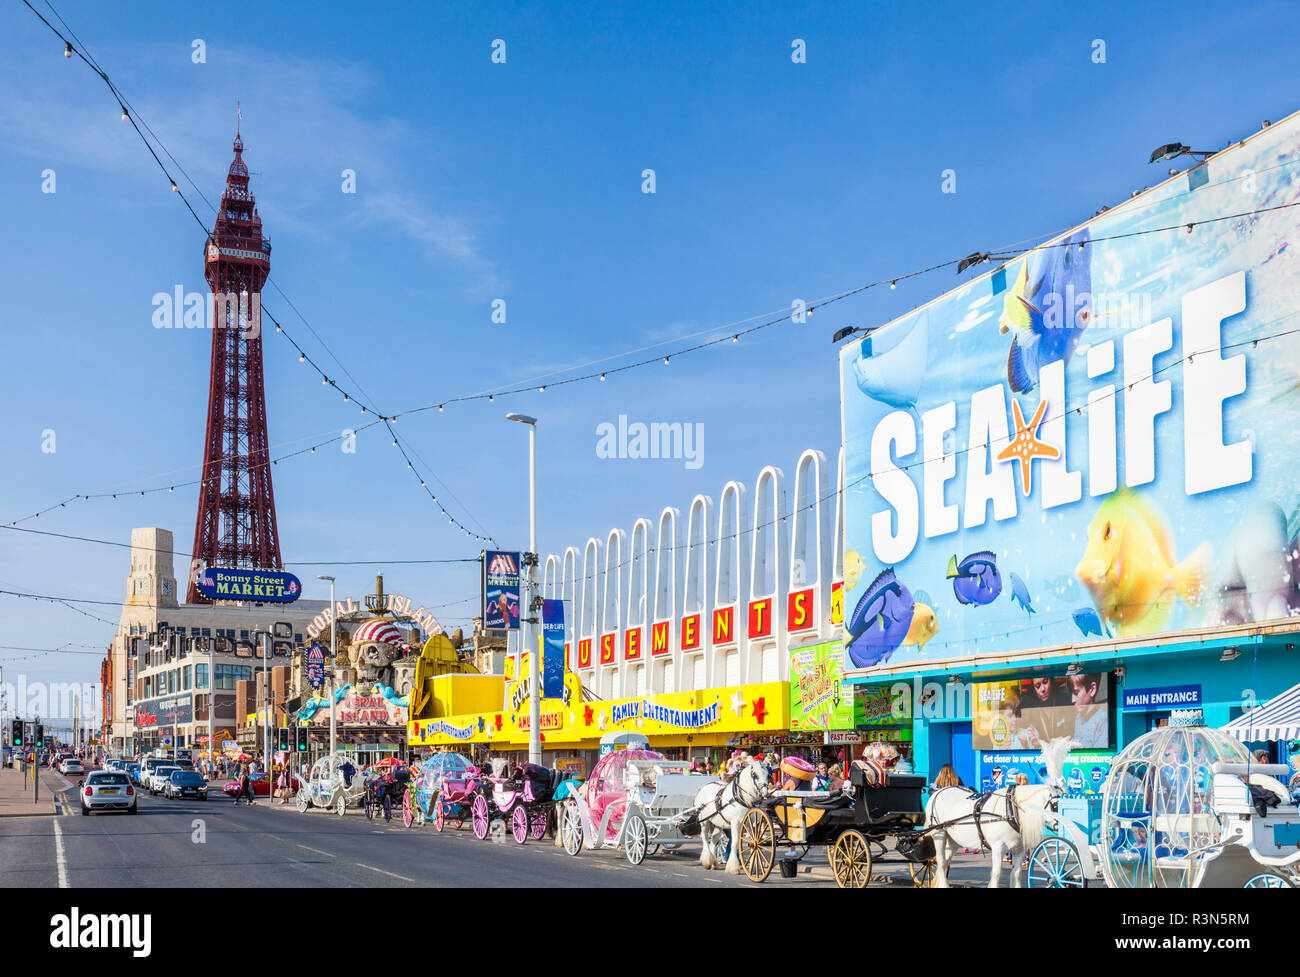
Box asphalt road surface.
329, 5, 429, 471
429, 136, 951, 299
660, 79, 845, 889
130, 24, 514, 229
0, 780, 765, 888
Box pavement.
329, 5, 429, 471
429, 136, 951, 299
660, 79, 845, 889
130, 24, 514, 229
0, 762, 68, 818
0, 771, 1009, 887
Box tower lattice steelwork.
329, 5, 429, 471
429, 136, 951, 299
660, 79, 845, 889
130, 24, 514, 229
187, 126, 282, 602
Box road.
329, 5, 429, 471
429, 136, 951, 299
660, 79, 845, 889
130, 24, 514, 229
0, 768, 1001, 887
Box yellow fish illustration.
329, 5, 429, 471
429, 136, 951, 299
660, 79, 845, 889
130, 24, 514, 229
998, 259, 1036, 335
844, 550, 865, 591
902, 602, 938, 650
1075, 489, 1210, 635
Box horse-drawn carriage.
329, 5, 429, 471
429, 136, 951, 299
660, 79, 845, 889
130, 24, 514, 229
296, 754, 366, 816
560, 744, 711, 864
363, 760, 410, 823
402, 752, 475, 829
736, 757, 937, 887
473, 760, 570, 843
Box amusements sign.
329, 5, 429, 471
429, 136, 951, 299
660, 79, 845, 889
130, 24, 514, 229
839, 114, 1300, 674
789, 641, 853, 731
197, 567, 302, 603
482, 550, 522, 632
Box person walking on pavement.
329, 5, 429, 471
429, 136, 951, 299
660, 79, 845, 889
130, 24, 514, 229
235, 763, 255, 805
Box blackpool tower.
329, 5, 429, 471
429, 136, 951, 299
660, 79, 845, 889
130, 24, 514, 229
187, 125, 282, 602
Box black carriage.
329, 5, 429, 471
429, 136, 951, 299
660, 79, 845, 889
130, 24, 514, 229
736, 764, 937, 888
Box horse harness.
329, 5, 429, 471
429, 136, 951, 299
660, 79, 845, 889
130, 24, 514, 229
930, 784, 1020, 852
685, 770, 763, 826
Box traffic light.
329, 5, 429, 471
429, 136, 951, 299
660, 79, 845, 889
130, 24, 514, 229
276, 727, 290, 752
295, 727, 308, 752
34, 725, 44, 748
11, 720, 22, 748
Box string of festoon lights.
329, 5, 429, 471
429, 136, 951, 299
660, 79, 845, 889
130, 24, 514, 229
21, 0, 493, 543
22, 0, 1300, 555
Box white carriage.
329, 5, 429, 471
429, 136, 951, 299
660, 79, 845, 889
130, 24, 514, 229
559, 736, 715, 865
296, 754, 367, 816
1099, 722, 1300, 888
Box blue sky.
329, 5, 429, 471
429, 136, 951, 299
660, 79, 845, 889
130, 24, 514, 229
2, 0, 1298, 700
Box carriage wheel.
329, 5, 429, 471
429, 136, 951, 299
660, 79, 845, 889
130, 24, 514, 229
364, 790, 375, 821
530, 807, 549, 840
336, 794, 347, 818
832, 830, 873, 889
625, 814, 648, 866
434, 801, 446, 832
383, 792, 393, 822
511, 805, 530, 844
562, 804, 583, 855
738, 808, 776, 883
402, 792, 414, 828
1027, 838, 1085, 888
471, 795, 490, 840
296, 790, 309, 814
909, 858, 937, 888
1243, 873, 1293, 888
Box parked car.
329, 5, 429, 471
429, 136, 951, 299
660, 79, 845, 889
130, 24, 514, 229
81, 771, 137, 815
163, 770, 208, 800
123, 762, 142, 785
147, 765, 180, 795
58, 757, 85, 776
221, 771, 300, 799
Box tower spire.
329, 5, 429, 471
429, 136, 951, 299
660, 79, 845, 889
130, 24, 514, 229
187, 123, 282, 603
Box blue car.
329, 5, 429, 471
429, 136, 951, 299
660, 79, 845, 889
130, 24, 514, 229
124, 762, 142, 786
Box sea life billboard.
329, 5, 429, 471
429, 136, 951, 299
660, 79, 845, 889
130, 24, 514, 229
839, 113, 1300, 673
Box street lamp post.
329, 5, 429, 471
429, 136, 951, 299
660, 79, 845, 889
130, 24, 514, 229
318, 576, 337, 761
506, 413, 541, 765
260, 630, 271, 774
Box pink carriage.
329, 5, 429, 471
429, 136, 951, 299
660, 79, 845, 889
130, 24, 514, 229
471, 761, 566, 843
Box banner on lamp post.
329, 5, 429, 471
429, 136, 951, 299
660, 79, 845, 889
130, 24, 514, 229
541, 599, 565, 699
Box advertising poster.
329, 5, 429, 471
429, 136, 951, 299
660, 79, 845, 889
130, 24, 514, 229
973, 674, 1112, 750
541, 598, 566, 699
305, 645, 325, 690
789, 641, 853, 731
978, 749, 1114, 794
196, 567, 301, 602
482, 550, 522, 631
838, 117, 1300, 674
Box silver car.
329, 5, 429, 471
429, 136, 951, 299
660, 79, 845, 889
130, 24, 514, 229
81, 771, 137, 815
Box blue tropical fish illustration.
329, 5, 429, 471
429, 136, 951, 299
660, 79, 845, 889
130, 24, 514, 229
1008, 572, 1034, 614
1072, 607, 1105, 638
947, 551, 1002, 606
846, 568, 915, 668
999, 228, 1092, 394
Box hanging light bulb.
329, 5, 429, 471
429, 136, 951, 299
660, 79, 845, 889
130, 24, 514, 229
600, 373, 606, 381
322, 376, 328, 385
420, 481, 426, 487
732, 335, 739, 343
360, 406, 366, 414
343, 393, 349, 402
438, 404, 444, 412
663, 356, 670, 365
169, 486, 174, 493
539, 385, 546, 392
890, 281, 896, 290
310, 447, 315, 454
170, 181, 178, 193
120, 105, 128, 121
488, 394, 494, 402
64, 41, 72, 57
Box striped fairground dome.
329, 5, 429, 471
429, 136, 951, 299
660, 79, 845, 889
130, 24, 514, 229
351, 619, 404, 646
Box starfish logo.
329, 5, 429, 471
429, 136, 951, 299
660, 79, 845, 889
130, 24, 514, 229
996, 398, 1060, 496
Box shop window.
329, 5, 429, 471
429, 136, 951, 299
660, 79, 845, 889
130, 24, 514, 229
760, 645, 779, 684
195, 664, 208, 689
724, 651, 740, 686
661, 660, 675, 695
692, 657, 705, 690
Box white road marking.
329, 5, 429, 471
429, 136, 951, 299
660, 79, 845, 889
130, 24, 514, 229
355, 863, 415, 882
298, 845, 336, 858
52, 821, 69, 889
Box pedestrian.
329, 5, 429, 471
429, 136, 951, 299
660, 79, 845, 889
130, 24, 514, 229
703, 757, 713, 776
814, 761, 830, 791
276, 764, 290, 805
236, 763, 255, 805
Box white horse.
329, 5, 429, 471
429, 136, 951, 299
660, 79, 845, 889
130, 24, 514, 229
693, 757, 771, 874
924, 737, 1075, 888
